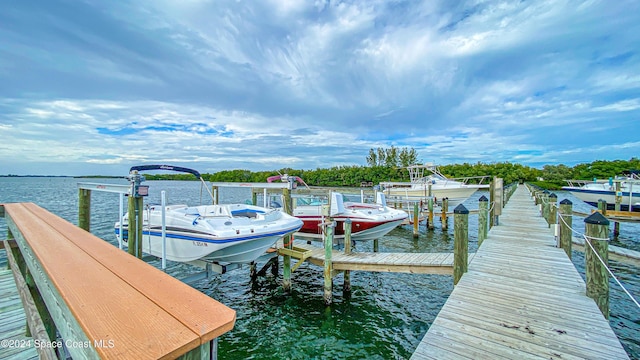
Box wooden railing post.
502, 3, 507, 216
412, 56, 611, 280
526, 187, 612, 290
584, 212, 610, 319
548, 193, 557, 228
558, 199, 573, 260
478, 195, 488, 247
453, 204, 469, 285
412, 202, 419, 238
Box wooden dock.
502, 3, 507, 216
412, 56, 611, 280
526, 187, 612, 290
289, 242, 476, 274
0, 265, 38, 360
411, 185, 630, 359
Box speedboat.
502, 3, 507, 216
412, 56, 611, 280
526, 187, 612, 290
114, 165, 302, 263
288, 192, 408, 241
562, 173, 640, 211
379, 164, 489, 207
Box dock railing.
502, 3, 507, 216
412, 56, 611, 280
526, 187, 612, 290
1, 202, 236, 359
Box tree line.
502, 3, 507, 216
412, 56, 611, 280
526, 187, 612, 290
141, 147, 640, 189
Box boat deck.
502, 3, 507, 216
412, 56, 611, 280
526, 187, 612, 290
411, 185, 630, 359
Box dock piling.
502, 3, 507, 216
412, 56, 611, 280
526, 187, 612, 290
412, 203, 419, 238
584, 211, 610, 319
453, 204, 469, 285
558, 199, 573, 260
282, 187, 293, 292
343, 219, 352, 295
478, 195, 488, 247
548, 193, 557, 228
427, 197, 434, 230
323, 220, 335, 305
78, 188, 91, 232
441, 198, 449, 231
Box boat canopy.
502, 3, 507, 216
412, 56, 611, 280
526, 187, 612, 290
129, 165, 201, 179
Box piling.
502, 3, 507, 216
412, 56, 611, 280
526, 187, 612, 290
412, 203, 419, 238
541, 190, 550, 224
478, 195, 488, 247
614, 182, 621, 237
584, 212, 610, 319
548, 193, 557, 228
78, 188, 91, 232
282, 187, 293, 292
597, 199, 607, 215
558, 199, 573, 260
427, 197, 434, 230
323, 220, 335, 305
453, 204, 469, 285
441, 198, 449, 231
489, 180, 495, 228
127, 190, 137, 257
343, 219, 352, 294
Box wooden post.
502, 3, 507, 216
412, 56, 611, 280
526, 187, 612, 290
441, 198, 449, 231
343, 219, 352, 295
542, 191, 550, 225
559, 199, 573, 260
478, 195, 488, 247
282, 187, 293, 292
78, 188, 91, 232
584, 212, 610, 319
597, 199, 607, 215
373, 238, 379, 252
614, 182, 621, 237
548, 193, 557, 228
136, 196, 144, 259
453, 204, 469, 285
249, 262, 257, 280
427, 197, 434, 230
489, 180, 495, 228
323, 220, 334, 305
412, 202, 419, 238
252, 191, 257, 206
127, 191, 137, 257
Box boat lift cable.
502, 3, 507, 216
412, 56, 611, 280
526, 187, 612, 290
556, 206, 640, 310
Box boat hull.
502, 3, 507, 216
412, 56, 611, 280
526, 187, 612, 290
384, 186, 481, 207
563, 188, 640, 212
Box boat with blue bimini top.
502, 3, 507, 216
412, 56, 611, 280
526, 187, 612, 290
114, 165, 303, 263
562, 171, 640, 212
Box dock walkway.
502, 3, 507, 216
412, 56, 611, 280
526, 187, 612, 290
0, 264, 38, 360
290, 243, 475, 274
411, 185, 630, 359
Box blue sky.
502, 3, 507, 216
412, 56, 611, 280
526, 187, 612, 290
1, 0, 639, 176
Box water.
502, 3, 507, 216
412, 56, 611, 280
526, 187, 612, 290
0, 178, 638, 359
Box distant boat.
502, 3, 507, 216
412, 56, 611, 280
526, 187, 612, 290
380, 164, 490, 207
115, 165, 302, 263
562, 173, 640, 212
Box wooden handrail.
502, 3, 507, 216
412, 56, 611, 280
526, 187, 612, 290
1, 202, 236, 359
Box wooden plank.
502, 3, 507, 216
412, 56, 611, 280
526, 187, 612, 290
411, 185, 630, 359
3, 241, 57, 360
21, 203, 236, 345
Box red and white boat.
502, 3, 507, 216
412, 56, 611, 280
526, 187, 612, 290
291, 192, 408, 241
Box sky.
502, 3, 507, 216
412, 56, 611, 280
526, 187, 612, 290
1, 0, 639, 176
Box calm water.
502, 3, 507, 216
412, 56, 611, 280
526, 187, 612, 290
0, 177, 638, 359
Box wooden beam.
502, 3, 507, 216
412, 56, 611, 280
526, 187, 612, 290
3, 240, 58, 360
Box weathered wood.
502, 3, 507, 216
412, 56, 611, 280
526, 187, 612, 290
127, 193, 137, 257
478, 196, 488, 247
453, 204, 469, 285
547, 193, 557, 227
3, 240, 57, 360
427, 197, 434, 230
559, 199, 573, 260
413, 203, 419, 238
3, 202, 236, 359
282, 187, 293, 292
343, 219, 352, 294
441, 198, 449, 231
323, 221, 334, 305
411, 185, 629, 360
78, 188, 91, 232
584, 212, 610, 319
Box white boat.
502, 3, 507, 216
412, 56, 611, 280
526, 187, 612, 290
286, 192, 408, 241
380, 164, 490, 207
115, 165, 302, 263
562, 173, 640, 212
